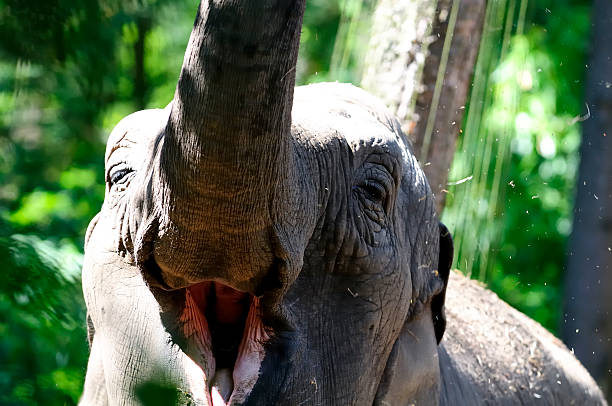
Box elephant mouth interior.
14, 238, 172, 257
183, 282, 268, 406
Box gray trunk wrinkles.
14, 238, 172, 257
161, 0, 305, 231
134, 0, 307, 291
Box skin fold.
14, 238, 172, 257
80, 1, 607, 405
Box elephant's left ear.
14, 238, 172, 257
432, 222, 453, 344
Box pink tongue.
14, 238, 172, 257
213, 283, 248, 324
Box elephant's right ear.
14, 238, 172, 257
432, 222, 453, 344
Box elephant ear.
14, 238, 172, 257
432, 222, 453, 343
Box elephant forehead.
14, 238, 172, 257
104, 106, 170, 163
292, 82, 428, 193
402, 150, 428, 191
292, 82, 408, 152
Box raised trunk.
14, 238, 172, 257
150, 0, 306, 291
563, 0, 612, 399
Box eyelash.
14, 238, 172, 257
108, 165, 133, 186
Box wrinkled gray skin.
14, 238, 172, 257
438, 271, 606, 405
82, 82, 448, 405
80, 1, 606, 405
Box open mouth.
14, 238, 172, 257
181, 282, 269, 406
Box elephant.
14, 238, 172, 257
79, 0, 607, 405
437, 271, 606, 405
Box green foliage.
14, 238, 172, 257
135, 375, 187, 406
298, 0, 375, 84
0, 233, 87, 405
443, 0, 591, 332
0, 1, 191, 404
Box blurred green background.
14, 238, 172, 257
0, 0, 593, 404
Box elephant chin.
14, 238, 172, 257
181, 282, 269, 406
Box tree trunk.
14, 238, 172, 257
362, 0, 486, 214
563, 0, 612, 399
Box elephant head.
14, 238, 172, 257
80, 1, 454, 405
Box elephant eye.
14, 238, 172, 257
108, 164, 134, 186
359, 180, 387, 203
354, 163, 395, 225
